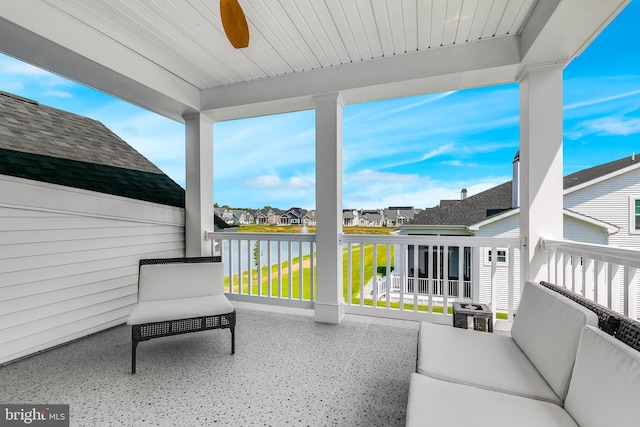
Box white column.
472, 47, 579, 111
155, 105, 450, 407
314, 93, 345, 324
183, 112, 214, 257
519, 64, 564, 285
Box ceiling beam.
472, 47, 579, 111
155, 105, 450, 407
202, 35, 521, 121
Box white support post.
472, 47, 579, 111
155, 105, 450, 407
184, 113, 214, 257
314, 93, 345, 324
519, 64, 564, 285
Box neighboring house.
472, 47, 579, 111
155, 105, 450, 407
400, 151, 640, 313
267, 208, 284, 225
0, 91, 186, 364
235, 209, 255, 225
384, 206, 419, 227
359, 209, 384, 227
304, 210, 317, 227
254, 209, 268, 225
343, 209, 358, 226
280, 207, 307, 225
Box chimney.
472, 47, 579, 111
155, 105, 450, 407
460, 188, 467, 200
512, 151, 520, 208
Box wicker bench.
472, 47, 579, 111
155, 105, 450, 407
127, 256, 235, 374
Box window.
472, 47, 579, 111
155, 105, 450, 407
486, 249, 508, 265
628, 198, 640, 233
635, 199, 640, 230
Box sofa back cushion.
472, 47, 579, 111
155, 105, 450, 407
511, 281, 598, 401
138, 262, 224, 302
564, 326, 640, 427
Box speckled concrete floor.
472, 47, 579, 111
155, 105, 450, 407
0, 302, 419, 426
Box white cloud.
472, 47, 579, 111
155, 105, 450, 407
567, 116, 640, 139
44, 90, 73, 98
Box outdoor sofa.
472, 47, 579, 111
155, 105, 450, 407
407, 280, 640, 426
126, 256, 236, 374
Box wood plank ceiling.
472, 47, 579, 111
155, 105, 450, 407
43, 0, 536, 90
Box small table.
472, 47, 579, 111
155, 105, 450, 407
453, 302, 493, 332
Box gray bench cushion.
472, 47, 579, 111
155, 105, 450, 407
564, 326, 640, 427
127, 295, 235, 325
406, 373, 577, 427
417, 321, 560, 404
416, 281, 598, 404
138, 262, 225, 301
511, 281, 598, 400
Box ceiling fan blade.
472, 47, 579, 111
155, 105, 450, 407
220, 0, 249, 49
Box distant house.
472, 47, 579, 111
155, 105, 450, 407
0, 91, 186, 363
400, 152, 640, 313
343, 209, 358, 226
359, 209, 384, 227
384, 206, 420, 227
280, 207, 307, 225
304, 210, 317, 227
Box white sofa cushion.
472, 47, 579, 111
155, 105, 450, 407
511, 281, 598, 401
417, 321, 561, 404
127, 295, 235, 325
564, 326, 640, 427
406, 373, 577, 427
137, 262, 225, 302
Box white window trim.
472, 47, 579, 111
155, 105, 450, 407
484, 248, 508, 266
629, 197, 640, 235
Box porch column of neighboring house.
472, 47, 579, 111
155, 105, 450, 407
314, 93, 345, 324
184, 112, 214, 257
519, 64, 564, 285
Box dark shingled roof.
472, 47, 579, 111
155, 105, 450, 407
411, 181, 513, 226
410, 154, 640, 227
0, 91, 185, 208
563, 155, 639, 189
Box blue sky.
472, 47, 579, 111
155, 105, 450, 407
1, 1, 639, 211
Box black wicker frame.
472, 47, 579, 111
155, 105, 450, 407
615, 318, 640, 352
131, 256, 235, 374
539, 281, 621, 335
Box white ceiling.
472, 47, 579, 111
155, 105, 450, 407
0, 0, 630, 122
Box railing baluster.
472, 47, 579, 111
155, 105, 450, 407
490, 246, 497, 322
288, 240, 292, 300
372, 244, 378, 309
347, 242, 353, 306
412, 244, 419, 312
257, 240, 262, 297
427, 245, 433, 314
359, 243, 364, 307
298, 241, 303, 301
386, 244, 391, 310
237, 238, 243, 294
247, 239, 253, 296
508, 245, 515, 321
277, 240, 282, 299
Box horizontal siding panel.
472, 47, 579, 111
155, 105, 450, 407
0, 274, 137, 316
0, 286, 135, 330
0, 182, 186, 364
0, 232, 184, 260
1, 265, 137, 300
1, 248, 184, 288
0, 295, 136, 344
0, 241, 184, 274
0, 224, 181, 245
0, 307, 131, 365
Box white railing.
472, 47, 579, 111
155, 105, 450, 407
206, 231, 316, 309
342, 234, 521, 323
542, 238, 640, 320
377, 275, 472, 299
205, 231, 521, 322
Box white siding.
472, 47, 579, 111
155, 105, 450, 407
0, 176, 185, 364
565, 167, 640, 249
474, 214, 521, 311
472, 212, 607, 312
564, 168, 640, 312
